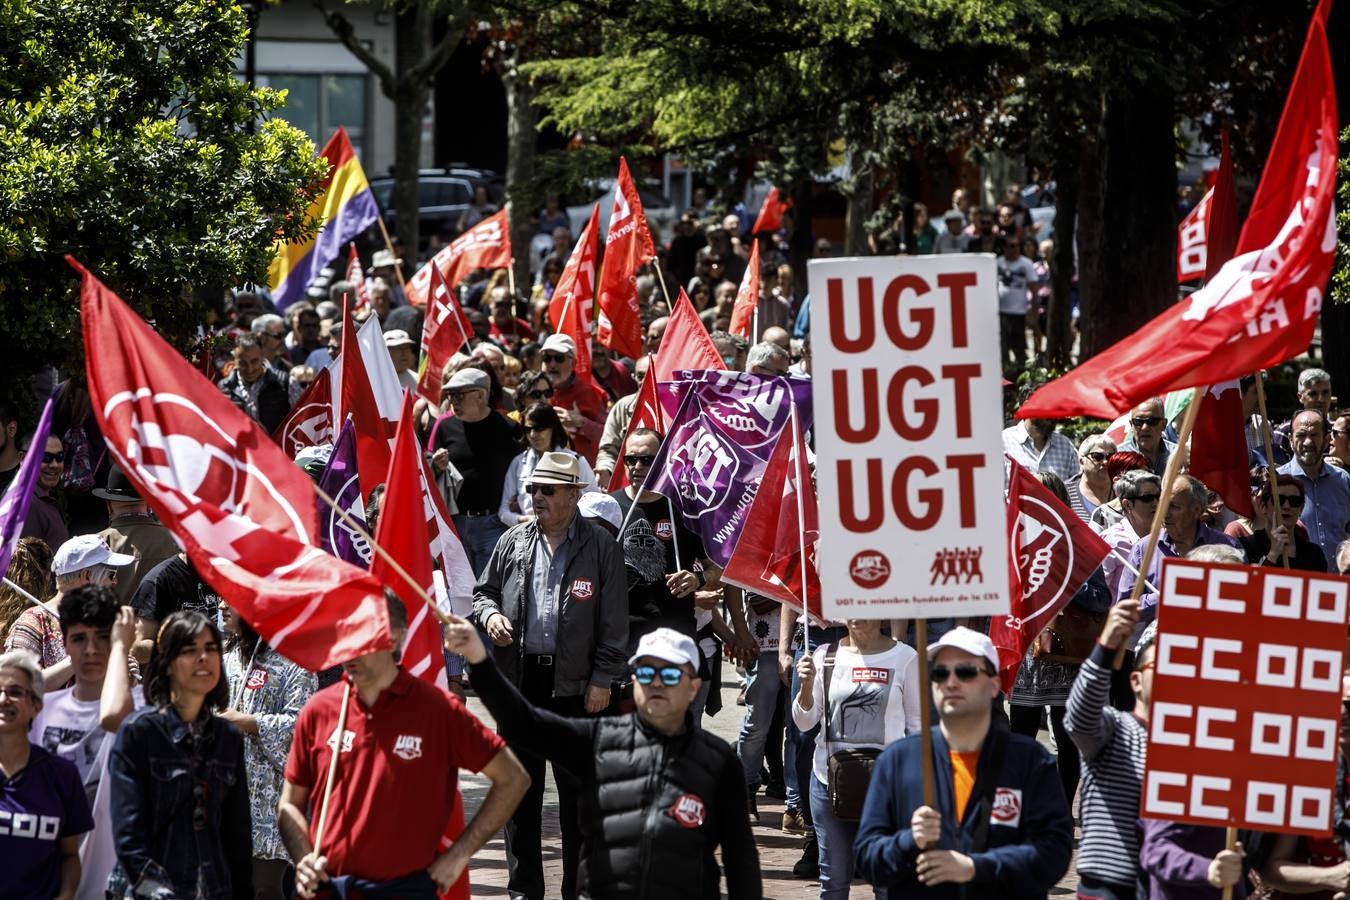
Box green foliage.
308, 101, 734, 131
1333, 126, 1350, 306
0, 0, 327, 388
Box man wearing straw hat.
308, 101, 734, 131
472, 450, 629, 900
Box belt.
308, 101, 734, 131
525, 654, 555, 666
457, 509, 496, 517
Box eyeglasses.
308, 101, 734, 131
0, 684, 33, 701
632, 665, 685, 686
1083, 452, 1110, 463
41, 452, 64, 464
542, 353, 568, 364
525, 484, 557, 496
527, 423, 551, 433
446, 391, 472, 402
1277, 494, 1305, 508
527, 388, 552, 399
1130, 416, 1164, 428
1132, 493, 1161, 504
929, 663, 987, 683
624, 454, 656, 467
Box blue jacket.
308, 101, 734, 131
854, 725, 1072, 899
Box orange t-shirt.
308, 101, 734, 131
950, 750, 981, 820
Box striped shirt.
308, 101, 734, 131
1064, 644, 1148, 889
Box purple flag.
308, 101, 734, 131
318, 419, 371, 566
658, 370, 813, 453
0, 397, 55, 576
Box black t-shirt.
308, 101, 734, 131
431, 412, 521, 512
611, 490, 705, 645
131, 555, 222, 624
0, 461, 19, 493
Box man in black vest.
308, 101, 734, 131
443, 622, 761, 900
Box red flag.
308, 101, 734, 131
1018, 2, 1336, 421
74, 257, 391, 672
1188, 381, 1253, 518
273, 367, 334, 456
1176, 189, 1214, 282
607, 360, 666, 492
339, 298, 393, 497
729, 239, 761, 340
1177, 131, 1239, 283
550, 203, 600, 383
721, 412, 823, 622
990, 460, 1111, 693
751, 187, 789, 234
651, 289, 725, 384
416, 265, 474, 405
406, 209, 511, 307
595, 157, 653, 358
346, 243, 371, 312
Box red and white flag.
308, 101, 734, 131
607, 359, 666, 492
1188, 382, 1253, 518
1018, 1, 1336, 421
651, 289, 725, 384
1177, 131, 1239, 284
416, 264, 474, 406
751, 186, 789, 235
406, 209, 512, 307
990, 460, 1111, 692
273, 367, 334, 457
595, 157, 653, 359
729, 239, 761, 340
339, 305, 394, 498
74, 257, 391, 672
550, 203, 600, 382
346, 243, 371, 312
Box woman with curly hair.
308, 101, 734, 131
0, 536, 54, 647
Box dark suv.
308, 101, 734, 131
369, 167, 504, 247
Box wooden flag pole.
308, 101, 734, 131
311, 483, 451, 626
507, 258, 518, 301
914, 618, 935, 810
374, 217, 409, 293
1252, 373, 1291, 568
1221, 825, 1239, 900
650, 257, 674, 308
1114, 386, 1206, 669
312, 679, 352, 857
789, 399, 812, 654
667, 495, 683, 574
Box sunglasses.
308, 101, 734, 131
525, 484, 557, 496
542, 353, 568, 364
1130, 416, 1164, 428
1277, 494, 1305, 508
527, 388, 552, 399
41, 452, 64, 464
633, 665, 685, 686
1083, 452, 1109, 463
624, 454, 655, 467
929, 663, 987, 683
1132, 493, 1160, 504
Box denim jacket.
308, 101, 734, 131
107, 704, 254, 899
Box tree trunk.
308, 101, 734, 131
1077, 83, 1178, 358
391, 7, 429, 255
1075, 106, 1104, 362
788, 180, 814, 311
1045, 146, 1079, 370
503, 67, 537, 301
844, 169, 872, 256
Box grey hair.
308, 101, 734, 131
1298, 368, 1332, 391
0, 650, 44, 702
1134, 622, 1158, 670
635, 274, 656, 294
1079, 433, 1118, 457
1185, 543, 1244, 565
1176, 474, 1209, 508
1114, 469, 1161, 500
250, 313, 285, 336
746, 342, 789, 371
1336, 539, 1350, 576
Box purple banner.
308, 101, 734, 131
318, 420, 371, 566
657, 370, 813, 453
0, 397, 54, 577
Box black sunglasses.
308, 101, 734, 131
1132, 493, 1161, 504
1277, 494, 1305, 508
633, 665, 685, 686
542, 353, 568, 364
41, 451, 64, 464
624, 454, 655, 467
1083, 452, 1109, 463
525, 484, 557, 496
1130, 416, 1164, 428
527, 388, 552, 399
929, 663, 986, 683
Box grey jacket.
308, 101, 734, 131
472, 515, 629, 696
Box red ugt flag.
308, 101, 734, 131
729, 239, 761, 340
1177, 131, 1239, 283
595, 157, 654, 359
74, 257, 391, 671
651, 288, 725, 384
990, 459, 1110, 693
1017, 1, 1337, 421
406, 209, 512, 307
273, 367, 334, 457
550, 202, 600, 382
1188, 381, 1253, 518
416, 264, 474, 406
752, 186, 789, 234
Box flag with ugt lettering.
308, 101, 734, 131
406, 208, 512, 307
1018, 0, 1337, 421
1176, 130, 1239, 284
416, 264, 474, 406
595, 157, 654, 359
74, 257, 391, 671
989, 459, 1110, 693
550, 202, 600, 383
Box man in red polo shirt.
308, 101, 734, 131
278, 592, 529, 899
542, 333, 607, 464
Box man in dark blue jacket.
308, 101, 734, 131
854, 627, 1072, 898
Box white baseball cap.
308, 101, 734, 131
627, 627, 700, 670
926, 626, 999, 674
53, 535, 136, 577
541, 333, 576, 357
578, 492, 623, 531
382, 329, 415, 349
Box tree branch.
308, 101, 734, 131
407, 10, 470, 87
315, 2, 398, 96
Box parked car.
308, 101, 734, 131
369, 167, 504, 249
566, 180, 677, 246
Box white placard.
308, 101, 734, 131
809, 255, 1009, 620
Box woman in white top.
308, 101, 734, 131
498, 402, 596, 527
794, 620, 922, 900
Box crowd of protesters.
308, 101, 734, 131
2, 180, 1349, 900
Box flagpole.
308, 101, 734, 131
507, 258, 518, 302
1113, 386, 1205, 669
914, 617, 935, 810
1252, 373, 1290, 569
1107, 548, 1159, 595
666, 496, 684, 574
752, 307, 759, 344
789, 399, 811, 649
312, 483, 452, 626
313, 679, 352, 857
374, 216, 409, 293
3, 576, 58, 622
651, 257, 674, 308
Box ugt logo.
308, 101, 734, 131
668, 426, 737, 514
393, 734, 423, 761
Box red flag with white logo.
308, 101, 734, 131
651, 289, 725, 384
1188, 381, 1253, 518
346, 243, 371, 312
729, 239, 761, 340
751, 187, 789, 235
990, 459, 1111, 692
406, 209, 512, 307
273, 367, 334, 457
1018, 2, 1336, 421
550, 203, 600, 383
416, 264, 474, 406
339, 300, 393, 498
1177, 131, 1238, 284
595, 157, 653, 359
74, 257, 391, 672
607, 359, 666, 492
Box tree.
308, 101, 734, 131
0, 0, 326, 390
319, 1, 473, 255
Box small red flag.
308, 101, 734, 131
406, 209, 512, 307
339, 298, 393, 498
550, 203, 600, 382
1177, 131, 1238, 283
1188, 382, 1253, 518
751, 187, 789, 235
651, 289, 725, 385
595, 157, 654, 359
346, 243, 371, 311
990, 460, 1111, 693
416, 264, 474, 406
607, 360, 666, 492
729, 239, 761, 340
273, 367, 334, 456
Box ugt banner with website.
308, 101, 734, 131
809, 255, 1008, 620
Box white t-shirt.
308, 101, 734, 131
996, 255, 1040, 315
792, 640, 923, 785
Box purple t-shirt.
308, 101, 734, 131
0, 744, 93, 900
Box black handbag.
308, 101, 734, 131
821, 642, 883, 822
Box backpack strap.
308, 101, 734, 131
970, 726, 1010, 853
820, 642, 839, 734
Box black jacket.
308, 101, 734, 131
469, 654, 760, 899
217, 367, 290, 435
